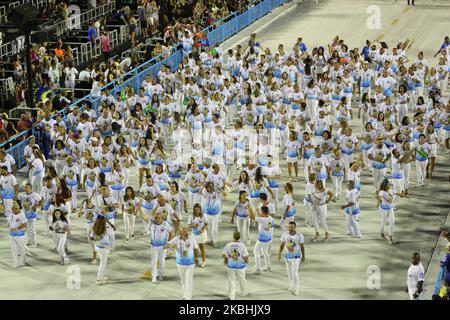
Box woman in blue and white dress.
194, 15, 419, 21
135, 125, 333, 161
286, 131, 300, 180
396, 85, 410, 124
280, 183, 297, 234
360, 122, 376, 169
377, 179, 396, 244
110, 161, 126, 204
256, 135, 272, 168
231, 190, 254, 245
78, 199, 98, 263
152, 164, 170, 194
304, 80, 321, 119
83, 158, 100, 200
200, 182, 223, 247
136, 137, 152, 187
187, 203, 208, 267
250, 167, 274, 210
425, 123, 441, 180
320, 130, 335, 164
62, 156, 80, 210
211, 125, 225, 165
90, 214, 115, 285
53, 140, 67, 177
98, 143, 114, 183
342, 69, 355, 108
289, 83, 304, 118
29, 148, 46, 194
171, 112, 184, 156
117, 145, 132, 187
167, 149, 183, 184
188, 106, 203, 146
184, 159, 205, 208
277, 105, 290, 155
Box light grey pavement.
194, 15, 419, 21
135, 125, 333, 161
0, 0, 449, 300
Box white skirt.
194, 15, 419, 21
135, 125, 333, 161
193, 231, 208, 244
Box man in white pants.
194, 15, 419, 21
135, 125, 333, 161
223, 230, 249, 300
150, 213, 173, 283
278, 221, 305, 295
405, 252, 424, 300
8, 201, 28, 268
18, 183, 42, 248
368, 138, 391, 193
251, 206, 274, 274
341, 181, 361, 238
165, 228, 199, 300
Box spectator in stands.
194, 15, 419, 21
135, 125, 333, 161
54, 43, 65, 62
64, 62, 79, 92
13, 61, 24, 82
0, 128, 8, 143
49, 59, 61, 88
79, 66, 92, 82
88, 21, 98, 45
15, 80, 25, 106
17, 113, 31, 138
88, 0, 97, 10
0, 114, 18, 139
137, 1, 148, 38
147, 0, 160, 34
129, 16, 139, 44
41, 56, 51, 87
100, 32, 112, 62
131, 41, 141, 66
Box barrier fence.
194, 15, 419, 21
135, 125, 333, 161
2, 0, 289, 168
433, 266, 447, 299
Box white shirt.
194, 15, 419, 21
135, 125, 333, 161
8, 211, 28, 235
280, 231, 305, 259
150, 220, 173, 247
407, 262, 425, 290
223, 241, 249, 269
0, 174, 17, 198
169, 236, 199, 266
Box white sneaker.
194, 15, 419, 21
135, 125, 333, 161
158, 275, 164, 281
263, 266, 271, 272
252, 269, 261, 275
91, 259, 97, 265
294, 289, 300, 295
200, 262, 206, 268
344, 232, 352, 236
288, 287, 295, 292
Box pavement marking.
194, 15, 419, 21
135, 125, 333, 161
376, 33, 385, 41
403, 7, 410, 14
407, 39, 415, 50
390, 18, 399, 26
223, 2, 298, 48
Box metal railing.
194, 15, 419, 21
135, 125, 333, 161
2, 0, 289, 167
54, 0, 116, 37
0, 0, 117, 59
0, 0, 54, 24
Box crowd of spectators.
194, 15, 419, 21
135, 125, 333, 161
2, 0, 263, 146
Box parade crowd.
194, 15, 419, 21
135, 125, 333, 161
1, 31, 450, 300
